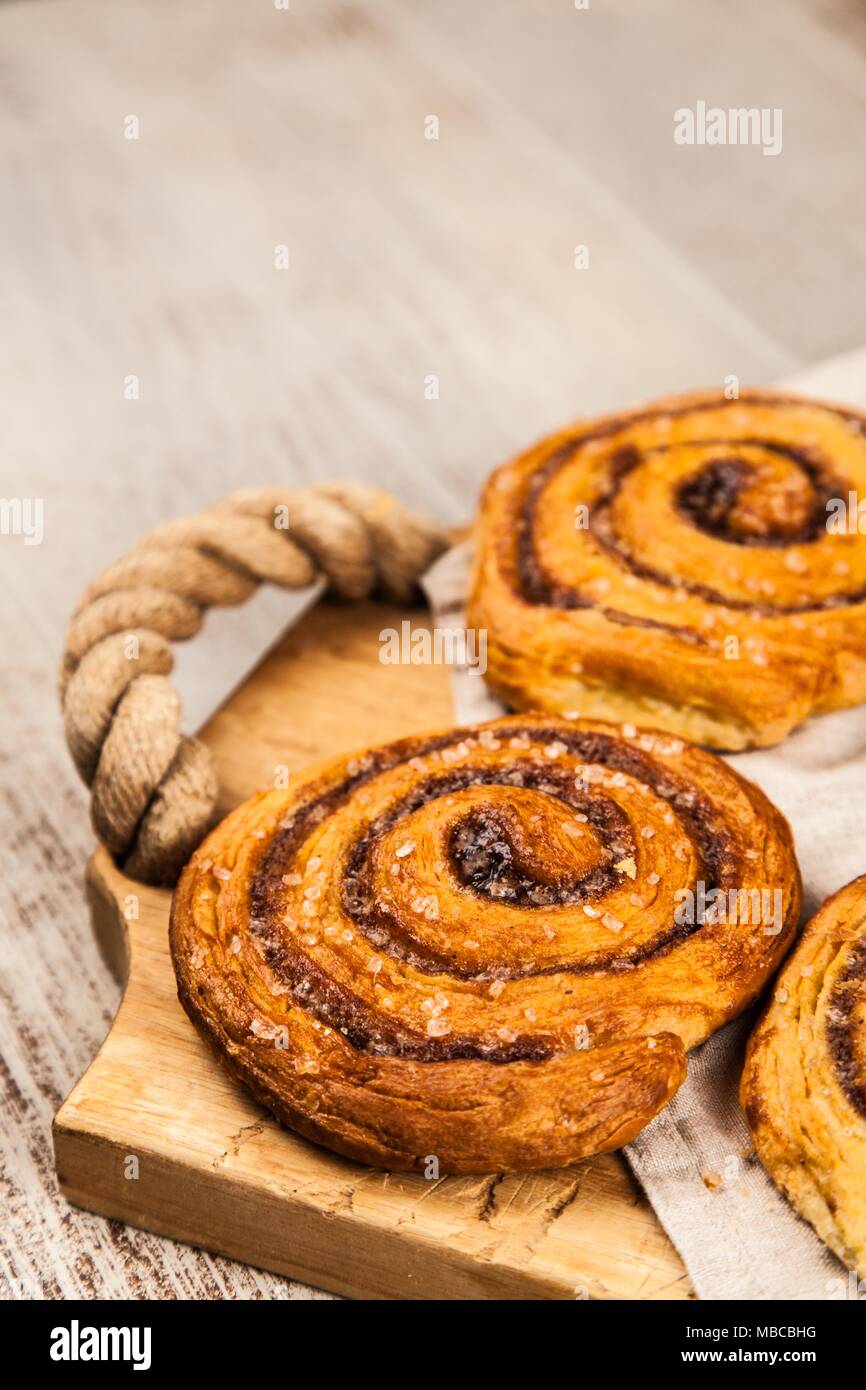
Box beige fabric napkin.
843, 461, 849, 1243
421, 353, 866, 1301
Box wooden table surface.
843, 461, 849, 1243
2, 0, 866, 1300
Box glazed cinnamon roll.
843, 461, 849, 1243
742, 876, 866, 1276
171, 716, 800, 1173
469, 390, 866, 749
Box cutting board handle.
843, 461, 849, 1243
57, 484, 447, 886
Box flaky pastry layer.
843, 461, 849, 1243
743, 875, 866, 1276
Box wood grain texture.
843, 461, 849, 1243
54, 601, 691, 1300
2, 0, 865, 1299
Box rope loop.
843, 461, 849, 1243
60, 484, 447, 884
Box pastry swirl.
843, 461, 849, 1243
171, 716, 800, 1173
742, 876, 866, 1276
469, 390, 866, 749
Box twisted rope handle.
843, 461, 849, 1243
60, 484, 448, 886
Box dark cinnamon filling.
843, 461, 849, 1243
244, 725, 741, 1061
448, 798, 624, 904
675, 448, 837, 546
826, 938, 866, 1119
340, 763, 635, 976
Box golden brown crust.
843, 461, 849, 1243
742, 876, 866, 1276
468, 389, 866, 750
171, 715, 799, 1174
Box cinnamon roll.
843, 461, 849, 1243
171, 716, 799, 1173
742, 875, 866, 1276
469, 390, 866, 749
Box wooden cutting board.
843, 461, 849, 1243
53, 600, 692, 1301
